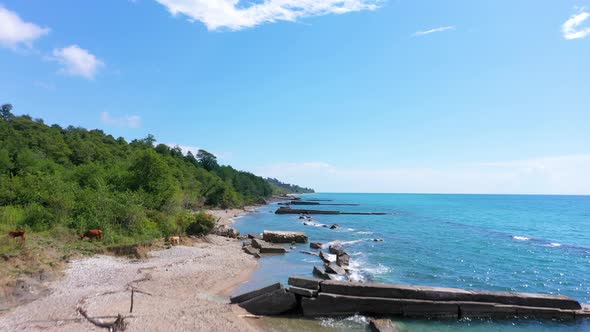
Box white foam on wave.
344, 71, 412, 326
548, 242, 562, 247
357, 231, 374, 235
322, 239, 365, 249
320, 314, 369, 328
512, 236, 531, 241
347, 256, 392, 282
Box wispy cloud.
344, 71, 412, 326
413, 26, 455, 37
155, 0, 380, 31
51, 45, 104, 79
562, 10, 590, 40
33, 80, 56, 91
0, 6, 50, 49
256, 155, 590, 195
100, 112, 142, 128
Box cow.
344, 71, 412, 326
80, 229, 103, 241
8, 230, 26, 242
169, 236, 180, 245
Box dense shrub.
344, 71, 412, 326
185, 212, 216, 236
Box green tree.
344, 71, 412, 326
197, 149, 219, 171
1, 104, 13, 121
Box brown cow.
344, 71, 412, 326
80, 229, 103, 241
8, 230, 26, 242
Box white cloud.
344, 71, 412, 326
52, 45, 104, 79
562, 10, 590, 40
413, 26, 455, 37
0, 6, 49, 48
100, 112, 142, 128
155, 0, 380, 31
255, 155, 590, 195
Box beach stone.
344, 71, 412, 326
263, 230, 308, 243
247, 233, 262, 240
215, 226, 240, 238
230, 283, 282, 304
330, 224, 340, 230
319, 251, 336, 264
288, 286, 318, 298
310, 242, 322, 249
372, 239, 384, 242
288, 276, 321, 290
369, 319, 399, 332
313, 266, 332, 280
336, 253, 350, 267
328, 245, 345, 255
238, 288, 298, 315
242, 245, 261, 258
325, 262, 346, 275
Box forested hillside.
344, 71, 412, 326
0, 104, 306, 245
266, 178, 315, 194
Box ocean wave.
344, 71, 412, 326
548, 242, 562, 247
302, 221, 327, 227
357, 231, 374, 235
512, 235, 531, 241
322, 239, 365, 248
347, 257, 392, 282
320, 314, 369, 328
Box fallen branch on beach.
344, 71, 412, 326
77, 308, 127, 332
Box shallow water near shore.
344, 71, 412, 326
233, 193, 590, 331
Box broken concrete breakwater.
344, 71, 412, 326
275, 207, 393, 215
231, 277, 590, 321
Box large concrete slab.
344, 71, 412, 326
320, 281, 582, 310
230, 283, 282, 304
288, 286, 318, 298
263, 231, 308, 243
288, 276, 322, 291
239, 288, 298, 315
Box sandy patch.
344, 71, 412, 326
0, 236, 259, 331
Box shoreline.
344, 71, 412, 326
0, 235, 261, 331
0, 197, 297, 331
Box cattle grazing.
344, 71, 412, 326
169, 236, 180, 245
81, 229, 103, 241
8, 230, 26, 242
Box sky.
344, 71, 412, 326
1, 0, 590, 194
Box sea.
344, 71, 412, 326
232, 193, 590, 331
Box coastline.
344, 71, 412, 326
0, 214, 262, 331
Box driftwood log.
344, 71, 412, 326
78, 308, 127, 332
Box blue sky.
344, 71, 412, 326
1, 0, 590, 194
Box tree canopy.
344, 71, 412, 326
0, 105, 309, 244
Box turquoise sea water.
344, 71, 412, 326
233, 193, 590, 331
